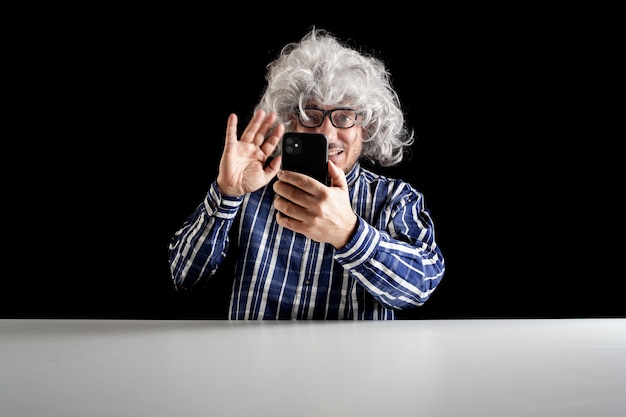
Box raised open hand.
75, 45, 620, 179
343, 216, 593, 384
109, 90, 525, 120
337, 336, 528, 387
217, 110, 284, 197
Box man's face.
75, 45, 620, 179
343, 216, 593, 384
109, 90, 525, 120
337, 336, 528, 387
293, 103, 363, 174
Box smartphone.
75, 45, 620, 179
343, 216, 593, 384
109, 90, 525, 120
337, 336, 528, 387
281, 132, 329, 185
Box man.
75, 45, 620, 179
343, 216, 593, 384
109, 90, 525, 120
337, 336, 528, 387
168, 28, 445, 319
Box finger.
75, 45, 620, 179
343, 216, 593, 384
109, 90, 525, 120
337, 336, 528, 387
273, 195, 305, 222
259, 122, 284, 156
252, 112, 279, 147
239, 109, 266, 143
225, 113, 239, 145
276, 170, 322, 195
264, 154, 281, 176
241, 109, 279, 146
276, 210, 302, 230
273, 178, 317, 214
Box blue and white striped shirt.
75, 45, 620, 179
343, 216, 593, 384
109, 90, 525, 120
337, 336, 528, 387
168, 162, 445, 320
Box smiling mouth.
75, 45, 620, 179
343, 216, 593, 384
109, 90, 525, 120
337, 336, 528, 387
328, 149, 343, 156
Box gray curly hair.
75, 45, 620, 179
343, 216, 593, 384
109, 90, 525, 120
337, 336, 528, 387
256, 27, 414, 167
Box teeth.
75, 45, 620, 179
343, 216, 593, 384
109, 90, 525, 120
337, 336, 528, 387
328, 150, 343, 156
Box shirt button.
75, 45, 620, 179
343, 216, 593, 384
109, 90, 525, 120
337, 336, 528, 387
304, 280, 311, 285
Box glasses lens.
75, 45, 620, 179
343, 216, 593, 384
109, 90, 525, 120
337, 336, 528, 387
330, 110, 357, 128
301, 109, 324, 127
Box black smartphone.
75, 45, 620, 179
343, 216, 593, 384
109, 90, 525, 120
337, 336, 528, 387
281, 132, 329, 185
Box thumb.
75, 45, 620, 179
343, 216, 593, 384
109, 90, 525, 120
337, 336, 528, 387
328, 160, 348, 189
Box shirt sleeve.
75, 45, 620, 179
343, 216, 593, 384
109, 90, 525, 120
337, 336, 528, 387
168, 181, 243, 291
333, 187, 445, 310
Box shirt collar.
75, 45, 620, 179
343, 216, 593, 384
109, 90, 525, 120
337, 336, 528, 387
345, 162, 360, 188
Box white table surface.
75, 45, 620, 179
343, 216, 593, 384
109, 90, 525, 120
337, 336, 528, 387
1, 318, 625, 417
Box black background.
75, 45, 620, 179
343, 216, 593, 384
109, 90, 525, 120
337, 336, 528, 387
3, 10, 621, 319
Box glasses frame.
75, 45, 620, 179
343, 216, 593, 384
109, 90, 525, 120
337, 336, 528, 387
297, 107, 359, 129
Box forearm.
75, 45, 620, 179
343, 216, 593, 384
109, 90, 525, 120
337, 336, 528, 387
334, 217, 445, 309
168, 181, 243, 290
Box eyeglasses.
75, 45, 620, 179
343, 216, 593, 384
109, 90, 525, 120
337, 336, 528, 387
297, 108, 359, 129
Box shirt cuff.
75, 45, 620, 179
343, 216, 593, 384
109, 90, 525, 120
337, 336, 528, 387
204, 181, 244, 220
334, 216, 380, 269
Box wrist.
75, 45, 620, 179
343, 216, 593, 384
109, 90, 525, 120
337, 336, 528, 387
332, 214, 359, 249
216, 178, 242, 198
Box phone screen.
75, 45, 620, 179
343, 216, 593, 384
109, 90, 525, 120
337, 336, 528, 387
281, 132, 329, 185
